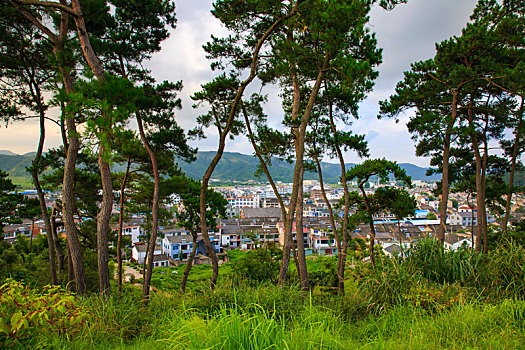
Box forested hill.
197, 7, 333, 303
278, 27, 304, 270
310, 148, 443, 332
177, 151, 441, 183
0, 150, 440, 185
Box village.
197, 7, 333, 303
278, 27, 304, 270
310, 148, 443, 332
4, 179, 522, 270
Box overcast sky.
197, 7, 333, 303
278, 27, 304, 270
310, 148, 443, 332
0, 0, 478, 167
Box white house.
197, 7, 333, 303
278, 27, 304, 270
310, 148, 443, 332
444, 234, 473, 251
131, 243, 161, 264
448, 211, 495, 227
309, 231, 337, 255
122, 223, 142, 244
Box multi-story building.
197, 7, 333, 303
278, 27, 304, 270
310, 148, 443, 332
226, 195, 260, 208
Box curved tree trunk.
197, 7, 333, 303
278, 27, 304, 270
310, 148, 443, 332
29, 91, 57, 284
438, 92, 459, 245
294, 169, 309, 290
55, 9, 86, 295
137, 115, 160, 306
314, 156, 344, 294
327, 98, 351, 295
359, 185, 376, 267
117, 158, 131, 293
12, 0, 85, 292
180, 229, 198, 293
278, 56, 329, 286
199, 11, 297, 291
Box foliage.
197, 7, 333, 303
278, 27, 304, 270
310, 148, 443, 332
0, 279, 87, 347
231, 245, 282, 285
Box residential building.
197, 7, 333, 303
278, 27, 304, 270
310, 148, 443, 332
131, 243, 161, 264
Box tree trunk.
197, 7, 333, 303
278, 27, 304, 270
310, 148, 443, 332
180, 229, 198, 293
481, 135, 489, 254
278, 55, 329, 286
438, 92, 459, 245
327, 99, 351, 295
97, 145, 113, 297
468, 102, 485, 253
26, 76, 58, 284
467, 193, 475, 249
241, 104, 290, 284
54, 8, 86, 295
294, 170, 309, 290
314, 156, 344, 294
70, 0, 116, 294
504, 138, 520, 234
137, 115, 161, 306
360, 185, 376, 267
117, 158, 131, 294
67, 243, 74, 288
51, 203, 64, 273
503, 100, 524, 233
198, 13, 295, 290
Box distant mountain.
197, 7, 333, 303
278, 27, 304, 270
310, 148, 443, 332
0, 151, 33, 177
0, 150, 17, 156
178, 151, 441, 183
0, 149, 440, 186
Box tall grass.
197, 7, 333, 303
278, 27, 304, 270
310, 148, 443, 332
157, 302, 347, 349
11, 239, 525, 349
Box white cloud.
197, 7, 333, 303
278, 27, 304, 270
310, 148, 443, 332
0, 0, 478, 170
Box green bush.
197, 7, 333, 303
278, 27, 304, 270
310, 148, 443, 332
481, 242, 525, 299
231, 247, 281, 285
0, 279, 87, 348
404, 239, 482, 285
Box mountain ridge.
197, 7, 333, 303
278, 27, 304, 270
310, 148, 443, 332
0, 149, 440, 186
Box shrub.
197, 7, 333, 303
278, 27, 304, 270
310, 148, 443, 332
0, 279, 87, 347
481, 242, 525, 299
231, 247, 281, 285
404, 239, 482, 285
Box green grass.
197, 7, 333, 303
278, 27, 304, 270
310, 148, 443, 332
40, 289, 525, 350
5, 243, 525, 349
11, 176, 33, 188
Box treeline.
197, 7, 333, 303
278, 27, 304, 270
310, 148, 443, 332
0, 0, 524, 302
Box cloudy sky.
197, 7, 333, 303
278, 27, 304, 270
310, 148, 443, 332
0, 0, 478, 166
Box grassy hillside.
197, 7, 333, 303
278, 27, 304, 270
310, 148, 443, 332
0, 152, 34, 187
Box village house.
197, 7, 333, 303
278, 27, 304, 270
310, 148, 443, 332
131, 243, 161, 264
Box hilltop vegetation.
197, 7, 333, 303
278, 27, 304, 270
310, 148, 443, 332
1, 239, 525, 349
0, 150, 442, 186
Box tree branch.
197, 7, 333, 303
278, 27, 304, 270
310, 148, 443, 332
11, 0, 79, 17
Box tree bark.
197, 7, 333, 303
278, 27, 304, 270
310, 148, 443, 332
199, 10, 297, 291
503, 99, 524, 234
359, 185, 376, 267
96, 145, 113, 297
314, 156, 344, 294
55, 8, 86, 295
137, 115, 160, 306
180, 229, 198, 293
117, 158, 131, 293
278, 55, 329, 285
438, 92, 459, 245
28, 84, 57, 284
